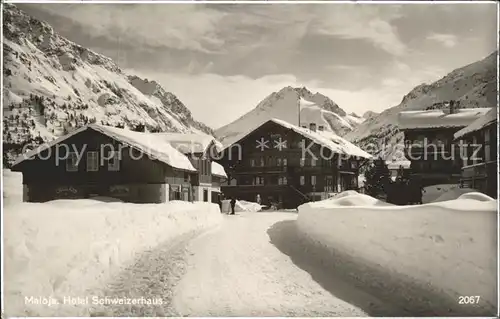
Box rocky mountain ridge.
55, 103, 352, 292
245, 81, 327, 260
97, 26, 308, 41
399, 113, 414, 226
215, 86, 360, 146
2, 4, 212, 165
344, 51, 497, 161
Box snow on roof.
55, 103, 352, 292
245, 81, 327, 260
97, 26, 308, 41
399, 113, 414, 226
211, 161, 227, 178
385, 160, 411, 170
454, 107, 497, 140
270, 118, 372, 159
152, 132, 222, 154
12, 124, 197, 172
398, 108, 491, 130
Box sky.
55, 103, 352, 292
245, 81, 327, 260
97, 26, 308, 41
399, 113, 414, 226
18, 2, 498, 129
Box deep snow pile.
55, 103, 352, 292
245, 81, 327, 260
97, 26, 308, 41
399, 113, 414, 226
310, 191, 394, 208
297, 191, 497, 314
3, 169, 23, 204
4, 196, 223, 316
422, 184, 458, 203
422, 184, 476, 203
221, 199, 263, 213
432, 187, 478, 203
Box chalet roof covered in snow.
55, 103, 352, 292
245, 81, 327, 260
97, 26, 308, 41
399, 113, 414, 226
398, 108, 491, 130
454, 107, 498, 140
12, 124, 197, 172
224, 118, 372, 159
152, 132, 223, 154
211, 161, 227, 178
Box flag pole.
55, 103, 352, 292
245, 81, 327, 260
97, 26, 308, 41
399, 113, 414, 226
298, 97, 301, 127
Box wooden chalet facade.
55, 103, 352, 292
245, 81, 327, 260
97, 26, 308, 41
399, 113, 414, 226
10, 124, 212, 203
453, 107, 498, 198
155, 133, 225, 203
219, 119, 372, 209
398, 106, 491, 187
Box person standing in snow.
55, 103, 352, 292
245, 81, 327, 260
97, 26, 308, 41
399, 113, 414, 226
230, 197, 236, 215
217, 194, 223, 212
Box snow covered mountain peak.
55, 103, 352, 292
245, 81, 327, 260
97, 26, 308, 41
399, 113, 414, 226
2, 4, 213, 165
345, 51, 497, 161
215, 85, 360, 147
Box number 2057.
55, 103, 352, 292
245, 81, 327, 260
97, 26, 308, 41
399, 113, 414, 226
458, 296, 480, 304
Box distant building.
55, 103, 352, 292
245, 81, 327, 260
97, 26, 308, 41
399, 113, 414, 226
386, 159, 411, 181
398, 104, 491, 187
152, 133, 225, 203
218, 118, 372, 208
11, 124, 198, 203
453, 107, 497, 198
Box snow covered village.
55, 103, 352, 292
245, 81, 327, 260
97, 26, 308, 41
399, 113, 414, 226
2, 2, 498, 317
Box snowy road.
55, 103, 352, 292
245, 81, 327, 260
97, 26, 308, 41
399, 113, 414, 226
95, 211, 408, 317
171, 212, 400, 317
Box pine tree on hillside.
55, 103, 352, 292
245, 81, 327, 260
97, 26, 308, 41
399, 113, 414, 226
364, 158, 391, 198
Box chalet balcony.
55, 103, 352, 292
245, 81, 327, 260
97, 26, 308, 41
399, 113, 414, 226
404, 145, 455, 160
460, 161, 498, 198
461, 161, 496, 180
231, 165, 289, 174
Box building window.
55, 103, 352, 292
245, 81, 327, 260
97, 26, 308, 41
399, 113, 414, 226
277, 158, 282, 166
283, 158, 288, 166
184, 172, 190, 182
250, 158, 255, 167
325, 175, 333, 192
311, 157, 317, 166
255, 176, 264, 185
300, 158, 305, 167
350, 160, 358, 169
318, 125, 324, 131
278, 176, 288, 185
260, 157, 265, 167
485, 144, 491, 162
66, 152, 78, 172
86, 151, 99, 172
309, 123, 317, 131
108, 151, 120, 171
435, 134, 447, 146
311, 175, 317, 185
300, 175, 305, 185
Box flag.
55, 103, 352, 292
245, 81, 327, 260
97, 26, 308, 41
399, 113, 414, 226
297, 97, 319, 127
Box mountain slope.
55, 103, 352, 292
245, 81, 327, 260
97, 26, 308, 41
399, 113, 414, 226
2, 4, 212, 164
215, 86, 358, 146
344, 51, 497, 161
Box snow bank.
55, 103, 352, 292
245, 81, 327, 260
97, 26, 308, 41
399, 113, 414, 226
4, 199, 223, 316
3, 169, 23, 204
422, 183, 460, 203
221, 199, 263, 213
308, 191, 394, 208
432, 187, 479, 203
297, 191, 497, 315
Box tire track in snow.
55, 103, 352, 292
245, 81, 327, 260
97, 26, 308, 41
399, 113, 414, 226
89, 227, 219, 316
171, 212, 371, 317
